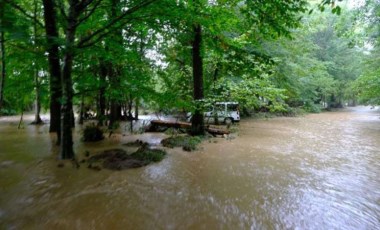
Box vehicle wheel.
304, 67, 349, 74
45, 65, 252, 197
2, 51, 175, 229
224, 117, 233, 125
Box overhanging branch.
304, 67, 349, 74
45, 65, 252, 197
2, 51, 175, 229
76, 0, 158, 48
4, 0, 44, 28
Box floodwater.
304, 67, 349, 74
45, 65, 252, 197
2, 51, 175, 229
0, 107, 379, 229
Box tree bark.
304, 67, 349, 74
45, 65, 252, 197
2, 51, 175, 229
97, 59, 107, 126
32, 69, 43, 124
42, 0, 61, 139
191, 24, 205, 135
60, 1, 79, 159
0, 5, 6, 111
79, 94, 84, 125
108, 0, 123, 128
134, 97, 139, 120
32, 0, 42, 125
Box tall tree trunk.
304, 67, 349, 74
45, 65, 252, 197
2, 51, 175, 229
42, 0, 62, 141
32, 0, 42, 124
0, 5, 6, 111
191, 24, 205, 135
60, 1, 78, 159
97, 60, 107, 126
108, 64, 122, 127
107, 0, 123, 128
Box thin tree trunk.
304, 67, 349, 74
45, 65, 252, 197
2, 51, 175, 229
42, 0, 61, 142
0, 5, 6, 111
18, 110, 24, 129
97, 60, 107, 126
79, 94, 84, 125
32, 0, 42, 125
191, 24, 205, 135
128, 94, 133, 120
134, 97, 139, 120
32, 69, 43, 124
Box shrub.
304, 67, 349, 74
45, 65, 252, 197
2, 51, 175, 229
303, 102, 321, 113
83, 126, 104, 142
162, 135, 202, 151
0, 108, 17, 116
131, 147, 167, 162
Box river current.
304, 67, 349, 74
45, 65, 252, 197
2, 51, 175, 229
0, 107, 379, 229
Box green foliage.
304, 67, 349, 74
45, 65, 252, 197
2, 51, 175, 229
0, 108, 17, 116
351, 0, 380, 106
353, 72, 380, 105
1, 0, 373, 124
262, 6, 363, 110
303, 101, 322, 113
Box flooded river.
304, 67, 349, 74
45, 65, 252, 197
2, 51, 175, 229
0, 107, 379, 229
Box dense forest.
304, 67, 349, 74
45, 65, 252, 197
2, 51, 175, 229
0, 0, 379, 159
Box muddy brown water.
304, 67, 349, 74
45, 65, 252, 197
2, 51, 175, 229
0, 107, 379, 229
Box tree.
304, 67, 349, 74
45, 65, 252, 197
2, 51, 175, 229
42, 0, 62, 136
58, 0, 158, 159
0, 1, 5, 111
352, 0, 380, 105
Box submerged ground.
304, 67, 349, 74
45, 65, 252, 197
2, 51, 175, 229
0, 106, 379, 229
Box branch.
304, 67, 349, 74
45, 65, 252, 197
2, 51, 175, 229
76, 0, 102, 27
3, 0, 44, 28
77, 15, 149, 49
56, 0, 68, 21
77, 0, 96, 11
77, 0, 158, 48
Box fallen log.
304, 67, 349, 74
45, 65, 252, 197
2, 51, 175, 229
206, 127, 230, 136
150, 120, 191, 129
148, 120, 230, 135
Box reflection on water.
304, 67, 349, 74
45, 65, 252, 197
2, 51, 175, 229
0, 107, 379, 229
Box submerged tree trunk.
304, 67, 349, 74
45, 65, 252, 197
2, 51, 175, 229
191, 24, 205, 135
42, 0, 61, 140
0, 6, 6, 111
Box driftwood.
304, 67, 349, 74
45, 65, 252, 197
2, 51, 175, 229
148, 120, 229, 135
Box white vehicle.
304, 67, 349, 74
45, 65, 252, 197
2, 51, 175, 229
187, 102, 240, 124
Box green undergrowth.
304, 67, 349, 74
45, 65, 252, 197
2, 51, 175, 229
161, 135, 203, 151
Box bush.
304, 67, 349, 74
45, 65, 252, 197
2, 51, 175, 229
83, 126, 104, 142
131, 147, 166, 162
282, 107, 306, 117
162, 135, 202, 151
0, 108, 17, 116
303, 102, 321, 113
